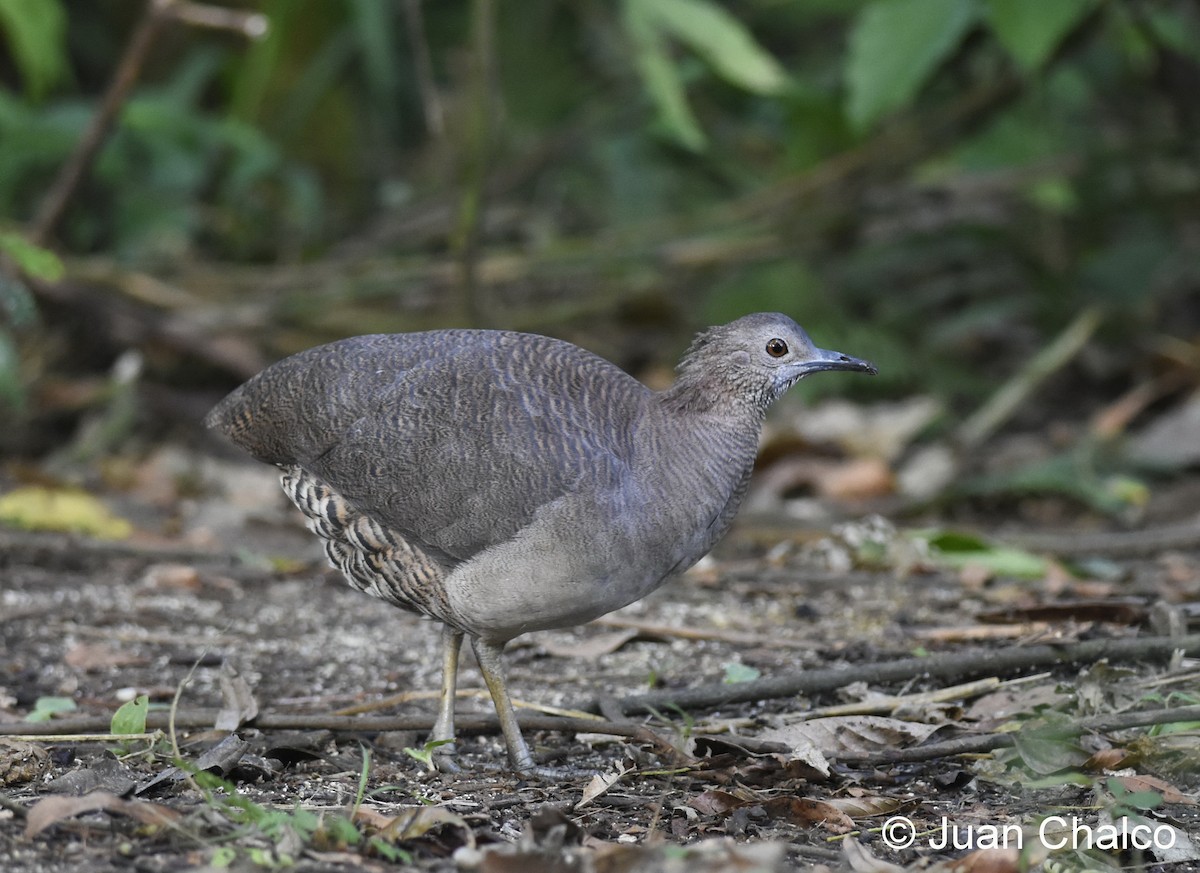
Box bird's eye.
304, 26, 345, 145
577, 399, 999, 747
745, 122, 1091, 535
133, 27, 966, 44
765, 338, 789, 358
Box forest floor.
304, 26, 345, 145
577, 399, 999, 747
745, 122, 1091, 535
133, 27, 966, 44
1, 445, 1198, 873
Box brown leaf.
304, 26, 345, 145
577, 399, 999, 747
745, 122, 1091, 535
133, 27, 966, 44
215, 664, 259, 731
575, 762, 629, 809
761, 796, 854, 832
1113, 773, 1197, 805
540, 628, 639, 659
842, 837, 904, 872
63, 643, 148, 671
760, 715, 943, 758
375, 805, 474, 846
25, 791, 180, 838
140, 562, 202, 591
0, 740, 51, 786
687, 789, 745, 816
941, 847, 1021, 873
825, 795, 905, 818
1082, 747, 1132, 772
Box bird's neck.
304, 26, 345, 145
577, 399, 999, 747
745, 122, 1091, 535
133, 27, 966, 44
659, 370, 769, 423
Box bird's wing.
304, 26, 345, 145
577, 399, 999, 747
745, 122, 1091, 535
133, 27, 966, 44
208, 331, 648, 562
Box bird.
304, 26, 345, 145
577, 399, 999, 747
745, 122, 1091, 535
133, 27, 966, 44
205, 313, 876, 774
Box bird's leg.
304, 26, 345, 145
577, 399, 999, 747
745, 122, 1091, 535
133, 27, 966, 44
430, 627, 464, 773
470, 636, 537, 774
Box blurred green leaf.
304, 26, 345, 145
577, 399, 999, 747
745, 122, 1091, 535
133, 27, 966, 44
923, 530, 1049, 579
111, 695, 150, 735
623, 0, 786, 150
1012, 718, 1088, 776
0, 330, 24, 409
25, 696, 76, 723
984, 0, 1096, 72
722, 662, 761, 684
846, 0, 979, 129
639, 0, 787, 94
624, 1, 706, 150
0, 0, 68, 99
0, 232, 64, 281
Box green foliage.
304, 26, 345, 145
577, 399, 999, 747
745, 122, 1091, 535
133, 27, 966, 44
402, 738, 454, 770
25, 696, 76, 722
984, 0, 1098, 72
111, 694, 150, 735
623, 0, 786, 149
722, 662, 760, 684
845, 0, 980, 129
1012, 717, 1089, 776
922, 530, 1049, 579
0, 0, 68, 99
0, 232, 63, 280
1105, 777, 1163, 818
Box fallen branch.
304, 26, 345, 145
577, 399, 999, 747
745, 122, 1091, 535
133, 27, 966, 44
956, 306, 1105, 450
1, 712, 681, 763
30, 0, 266, 245
837, 703, 1200, 766
600, 634, 1200, 717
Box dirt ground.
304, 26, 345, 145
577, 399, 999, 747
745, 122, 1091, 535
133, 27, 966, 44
1, 450, 1199, 872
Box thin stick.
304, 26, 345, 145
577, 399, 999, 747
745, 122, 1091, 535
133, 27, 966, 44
29, 0, 266, 245
602, 633, 1200, 717
837, 704, 1200, 766
403, 0, 443, 136
956, 306, 1105, 449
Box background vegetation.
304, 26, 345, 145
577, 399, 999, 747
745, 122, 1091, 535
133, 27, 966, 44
1, 0, 1198, 461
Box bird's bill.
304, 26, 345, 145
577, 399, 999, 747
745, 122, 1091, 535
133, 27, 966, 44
797, 347, 878, 377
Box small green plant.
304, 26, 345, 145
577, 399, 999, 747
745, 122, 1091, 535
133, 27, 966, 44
644, 702, 695, 745
721, 661, 760, 684
109, 693, 155, 756
1105, 778, 1163, 821
402, 738, 454, 771
24, 695, 76, 722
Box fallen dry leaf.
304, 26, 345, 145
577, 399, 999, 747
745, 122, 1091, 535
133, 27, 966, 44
760, 715, 944, 759
0, 739, 51, 786
540, 628, 639, 659
215, 663, 259, 731
25, 790, 180, 838
373, 805, 474, 847
1112, 773, 1197, 805
64, 643, 149, 671
842, 837, 904, 872
575, 761, 630, 809
825, 794, 905, 818
761, 796, 855, 832
687, 789, 746, 816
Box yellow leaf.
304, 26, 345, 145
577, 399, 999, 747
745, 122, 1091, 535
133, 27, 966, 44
0, 486, 132, 539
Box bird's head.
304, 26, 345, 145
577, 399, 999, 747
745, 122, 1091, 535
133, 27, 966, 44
668, 312, 877, 414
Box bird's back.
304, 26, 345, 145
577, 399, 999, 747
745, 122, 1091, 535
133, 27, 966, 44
206, 330, 654, 564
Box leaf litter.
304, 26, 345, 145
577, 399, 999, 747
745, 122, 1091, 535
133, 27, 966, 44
1, 451, 1198, 871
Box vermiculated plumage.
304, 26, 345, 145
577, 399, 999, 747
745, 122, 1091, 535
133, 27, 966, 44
206, 313, 876, 772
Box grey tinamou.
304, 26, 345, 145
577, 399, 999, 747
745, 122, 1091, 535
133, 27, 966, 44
205, 313, 876, 773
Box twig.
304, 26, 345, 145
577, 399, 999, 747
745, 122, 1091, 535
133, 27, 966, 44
168, 1, 267, 36
600, 634, 1200, 717
30, 0, 172, 244
592, 616, 817, 649
452, 0, 498, 326
837, 704, 1200, 766
403, 0, 443, 136
3, 711, 649, 742
29, 0, 266, 246
789, 676, 1004, 719
1001, 515, 1200, 558
956, 306, 1105, 449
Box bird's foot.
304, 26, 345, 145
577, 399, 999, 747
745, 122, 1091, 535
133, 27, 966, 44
430, 744, 462, 774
